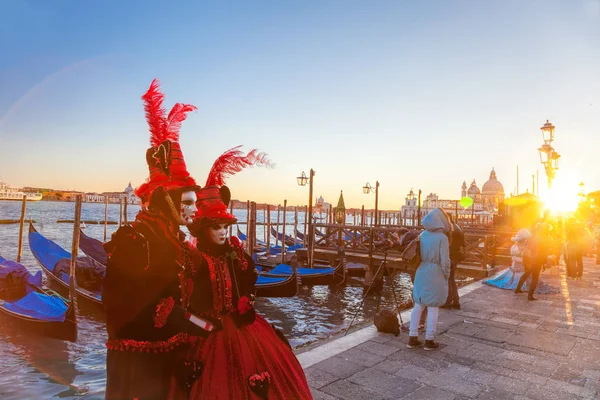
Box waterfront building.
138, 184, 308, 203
401, 168, 505, 225
94, 182, 141, 205
314, 195, 331, 213
85, 193, 105, 203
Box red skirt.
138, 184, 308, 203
188, 314, 312, 400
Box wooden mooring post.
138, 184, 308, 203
123, 198, 128, 225
361, 205, 365, 227
263, 207, 268, 245
303, 205, 308, 241
281, 200, 287, 264
69, 195, 83, 330
247, 202, 257, 255
16, 195, 27, 263
293, 206, 298, 244
103, 196, 108, 242
275, 205, 280, 247
266, 206, 271, 255
119, 198, 123, 226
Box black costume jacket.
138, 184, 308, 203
102, 211, 208, 399
187, 236, 258, 327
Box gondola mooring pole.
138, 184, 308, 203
69, 195, 83, 333
103, 195, 108, 242
16, 195, 27, 263
281, 199, 287, 264
119, 198, 123, 226
123, 196, 128, 225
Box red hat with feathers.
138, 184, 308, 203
195, 146, 273, 226
135, 79, 199, 202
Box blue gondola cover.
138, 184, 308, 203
3, 291, 68, 322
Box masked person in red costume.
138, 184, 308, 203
182, 147, 312, 400
103, 79, 212, 400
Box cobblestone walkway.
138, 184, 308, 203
299, 258, 600, 399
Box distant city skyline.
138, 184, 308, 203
2, 1, 598, 209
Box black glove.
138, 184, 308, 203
231, 307, 256, 328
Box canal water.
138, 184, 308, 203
0, 200, 415, 399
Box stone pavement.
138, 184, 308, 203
297, 257, 600, 399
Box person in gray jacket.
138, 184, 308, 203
407, 208, 451, 350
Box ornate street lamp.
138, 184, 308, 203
538, 120, 559, 189
538, 143, 552, 165
363, 181, 380, 226
296, 171, 308, 187
540, 119, 555, 144
297, 169, 315, 267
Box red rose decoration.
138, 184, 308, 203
237, 296, 253, 315
247, 371, 271, 399
154, 297, 175, 328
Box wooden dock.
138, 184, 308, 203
294, 223, 513, 279
296, 248, 498, 279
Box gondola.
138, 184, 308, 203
0, 256, 77, 342
255, 266, 299, 298
29, 223, 103, 309
259, 260, 346, 286
270, 227, 301, 247
78, 228, 108, 266
236, 225, 268, 249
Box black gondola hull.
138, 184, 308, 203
0, 302, 77, 342
255, 273, 299, 298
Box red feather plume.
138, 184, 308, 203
142, 79, 166, 148
205, 146, 274, 187
142, 79, 197, 147
165, 103, 197, 142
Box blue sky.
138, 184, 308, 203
1, 0, 599, 209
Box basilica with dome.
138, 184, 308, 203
461, 168, 505, 212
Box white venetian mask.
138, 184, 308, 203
179, 191, 198, 225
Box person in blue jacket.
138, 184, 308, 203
407, 208, 451, 351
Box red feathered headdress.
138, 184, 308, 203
195, 146, 273, 226
135, 79, 199, 201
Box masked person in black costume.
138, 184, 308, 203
103, 79, 212, 400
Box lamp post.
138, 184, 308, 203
363, 181, 379, 226
538, 120, 560, 189
297, 169, 315, 267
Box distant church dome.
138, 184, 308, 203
124, 182, 135, 194
467, 180, 480, 195
482, 168, 504, 195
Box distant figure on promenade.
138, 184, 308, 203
566, 220, 592, 279
515, 223, 553, 300
407, 208, 451, 351
442, 215, 464, 310
102, 80, 210, 399
485, 228, 560, 295
594, 224, 600, 264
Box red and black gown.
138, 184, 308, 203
184, 235, 312, 400
102, 211, 208, 400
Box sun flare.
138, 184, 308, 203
540, 173, 582, 213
